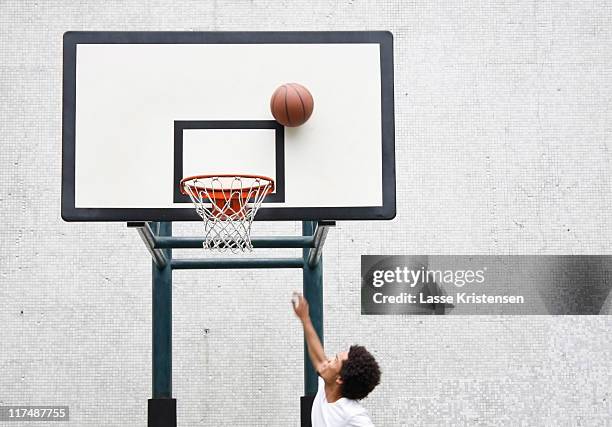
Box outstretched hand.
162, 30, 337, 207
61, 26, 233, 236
292, 293, 310, 321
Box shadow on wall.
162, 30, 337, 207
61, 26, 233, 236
363, 255, 612, 315
538, 256, 612, 315
433, 256, 612, 315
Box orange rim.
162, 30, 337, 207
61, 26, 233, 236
180, 174, 275, 200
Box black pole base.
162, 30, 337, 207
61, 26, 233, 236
148, 398, 177, 427
300, 395, 315, 427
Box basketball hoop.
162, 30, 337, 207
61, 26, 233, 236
180, 174, 274, 252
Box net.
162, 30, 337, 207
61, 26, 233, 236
180, 174, 274, 252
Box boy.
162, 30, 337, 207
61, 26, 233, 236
293, 294, 381, 426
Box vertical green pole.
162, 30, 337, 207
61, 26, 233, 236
152, 221, 172, 398
148, 222, 176, 427
302, 221, 324, 396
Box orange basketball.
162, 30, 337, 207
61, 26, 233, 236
270, 83, 314, 127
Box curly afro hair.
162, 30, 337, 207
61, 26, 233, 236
339, 345, 381, 400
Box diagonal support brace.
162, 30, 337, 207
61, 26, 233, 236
307, 221, 335, 268
128, 222, 168, 268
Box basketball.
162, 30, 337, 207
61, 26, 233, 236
270, 83, 314, 127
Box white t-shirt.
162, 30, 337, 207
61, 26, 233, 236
311, 377, 374, 427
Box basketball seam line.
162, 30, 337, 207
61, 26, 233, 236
290, 83, 307, 122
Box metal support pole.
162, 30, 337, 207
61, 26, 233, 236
129, 219, 334, 427
302, 221, 324, 395
148, 222, 176, 427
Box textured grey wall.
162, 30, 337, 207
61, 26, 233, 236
1, 1, 612, 426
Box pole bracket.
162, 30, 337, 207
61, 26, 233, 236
307, 221, 335, 268
128, 222, 168, 268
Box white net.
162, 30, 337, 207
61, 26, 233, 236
180, 175, 274, 252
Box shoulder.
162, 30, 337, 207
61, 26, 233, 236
344, 403, 374, 427
347, 412, 374, 427
314, 376, 325, 399
317, 376, 325, 390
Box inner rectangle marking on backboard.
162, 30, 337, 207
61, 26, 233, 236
173, 120, 285, 203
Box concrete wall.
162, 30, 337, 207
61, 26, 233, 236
1, 1, 611, 425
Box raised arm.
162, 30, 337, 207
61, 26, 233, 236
293, 294, 326, 373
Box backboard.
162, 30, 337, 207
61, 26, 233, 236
62, 31, 395, 221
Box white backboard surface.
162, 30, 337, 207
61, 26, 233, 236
62, 32, 395, 221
